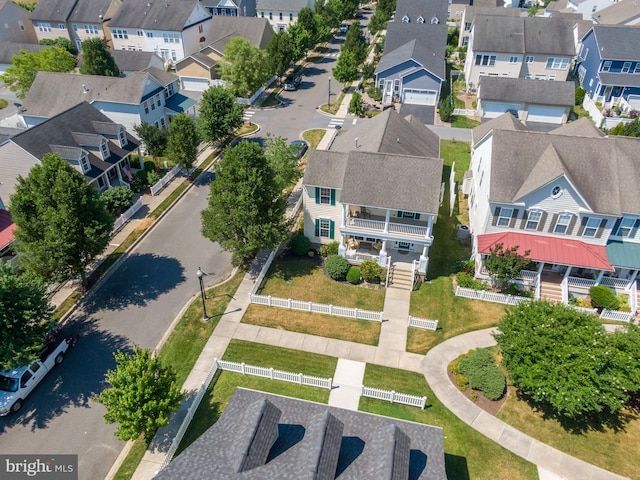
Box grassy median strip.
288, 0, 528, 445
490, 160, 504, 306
360, 364, 538, 480
302, 129, 327, 150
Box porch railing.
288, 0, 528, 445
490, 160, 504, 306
561, 276, 568, 304
600, 277, 630, 289
629, 280, 638, 315
345, 251, 379, 264
567, 276, 596, 289
600, 309, 634, 322
410, 260, 418, 291
345, 216, 430, 238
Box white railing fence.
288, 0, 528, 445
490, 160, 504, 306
361, 385, 427, 409
561, 276, 568, 304
111, 197, 144, 235
453, 108, 478, 116
410, 260, 418, 291
629, 280, 638, 315
250, 249, 277, 296
158, 361, 219, 471
455, 286, 530, 305
215, 359, 333, 389
568, 305, 598, 316
150, 165, 180, 196
600, 309, 634, 322
407, 316, 438, 331
600, 276, 631, 289
384, 256, 391, 287
248, 294, 383, 322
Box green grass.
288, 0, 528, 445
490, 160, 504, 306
451, 115, 481, 129
302, 129, 327, 150
260, 91, 282, 107
320, 87, 349, 115
360, 365, 538, 480
257, 258, 386, 310
112, 437, 150, 480
0, 98, 8, 109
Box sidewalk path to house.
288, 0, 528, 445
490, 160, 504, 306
423, 328, 629, 480
328, 359, 366, 411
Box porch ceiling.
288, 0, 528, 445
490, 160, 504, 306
606, 240, 640, 269
477, 232, 614, 271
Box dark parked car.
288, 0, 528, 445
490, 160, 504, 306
283, 75, 302, 91
290, 140, 309, 159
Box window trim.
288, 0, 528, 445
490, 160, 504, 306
525, 210, 543, 230
582, 217, 600, 237
497, 207, 513, 227
318, 218, 331, 238
319, 187, 331, 204
622, 61, 632, 73
509, 56, 518, 64
616, 217, 635, 237
525, 55, 534, 64
601, 60, 612, 72
553, 213, 572, 234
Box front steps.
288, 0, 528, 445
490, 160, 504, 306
387, 263, 413, 291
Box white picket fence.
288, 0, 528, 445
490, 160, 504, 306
453, 108, 478, 116
111, 197, 143, 234
248, 294, 383, 322
361, 386, 427, 409
455, 286, 530, 305
407, 316, 438, 331
215, 359, 333, 389
150, 165, 180, 196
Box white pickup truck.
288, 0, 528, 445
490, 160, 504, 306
0, 334, 77, 416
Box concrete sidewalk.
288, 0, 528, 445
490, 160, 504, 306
329, 359, 366, 411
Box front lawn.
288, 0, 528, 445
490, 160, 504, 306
451, 115, 481, 129
257, 257, 386, 311
360, 365, 538, 480
302, 129, 327, 150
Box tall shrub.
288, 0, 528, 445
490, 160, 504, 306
325, 254, 350, 280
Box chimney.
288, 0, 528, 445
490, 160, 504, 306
82, 84, 88, 94
354, 137, 358, 149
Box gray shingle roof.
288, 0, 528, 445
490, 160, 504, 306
154, 388, 447, 480
549, 117, 604, 137
304, 149, 443, 214
488, 128, 640, 215
478, 77, 574, 106
471, 15, 576, 55
590, 25, 640, 60
0, 43, 48, 64
598, 72, 640, 87
472, 111, 529, 145
68, 0, 116, 22
394, 0, 448, 22
205, 16, 274, 51
178, 50, 217, 68
330, 108, 440, 158
593, 0, 640, 26
31, 0, 77, 22
461, 5, 522, 24
256, 0, 307, 11
109, 0, 208, 31
109, 50, 161, 72
232, 398, 281, 473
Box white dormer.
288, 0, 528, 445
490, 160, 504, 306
402, 15, 410, 22
99, 138, 110, 160
431, 16, 439, 24
417, 15, 425, 23
80, 152, 90, 173
118, 127, 128, 148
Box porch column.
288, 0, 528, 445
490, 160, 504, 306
564, 266, 572, 278
105, 174, 112, 189
627, 270, 639, 289
137, 147, 144, 169
427, 215, 434, 237
595, 270, 605, 285
537, 262, 544, 274
419, 245, 428, 274
378, 240, 388, 265
341, 203, 347, 228
338, 234, 347, 256
116, 165, 125, 185
384, 210, 390, 233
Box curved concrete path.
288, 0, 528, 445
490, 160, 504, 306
423, 328, 628, 480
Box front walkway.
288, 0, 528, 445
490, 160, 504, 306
328, 359, 366, 410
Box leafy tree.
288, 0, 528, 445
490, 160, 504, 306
15, 1, 36, 11
197, 86, 244, 146
333, 50, 359, 83
495, 301, 640, 422
609, 116, 640, 137
201, 141, 288, 264
0, 264, 52, 370
361, 62, 375, 80
343, 21, 367, 64
39, 37, 78, 56
438, 95, 454, 122
79, 38, 120, 77
2, 46, 76, 99
9, 154, 113, 287
266, 30, 294, 77
264, 134, 303, 191
100, 185, 134, 216
314, 14, 333, 43
288, 22, 313, 60
349, 90, 364, 116
95, 346, 183, 441
134, 122, 168, 158
166, 113, 200, 171
220, 37, 270, 98
483, 242, 530, 289
297, 7, 318, 40
315, 0, 341, 28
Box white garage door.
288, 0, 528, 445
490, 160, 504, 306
402, 89, 437, 105
181, 77, 210, 92
482, 102, 521, 119
526, 105, 566, 124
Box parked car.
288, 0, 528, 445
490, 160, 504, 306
339, 24, 348, 33
283, 75, 302, 91
290, 140, 309, 159
0, 332, 77, 416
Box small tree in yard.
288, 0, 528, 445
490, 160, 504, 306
79, 38, 120, 77
134, 122, 168, 159
197, 86, 244, 146
325, 254, 350, 280
95, 346, 183, 441
438, 95, 454, 123
100, 186, 134, 216
483, 242, 530, 290
332, 50, 359, 83
264, 134, 302, 192
349, 91, 364, 116
166, 113, 200, 171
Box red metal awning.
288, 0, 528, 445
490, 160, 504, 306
0, 209, 16, 251
477, 232, 614, 271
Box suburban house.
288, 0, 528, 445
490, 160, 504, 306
477, 76, 574, 124
0, 102, 140, 195
107, 50, 165, 75
154, 388, 447, 480
303, 110, 443, 278
0, 43, 47, 75
30, 0, 123, 51
466, 113, 640, 312
458, 6, 523, 48
463, 15, 576, 89
574, 25, 640, 123
592, 0, 640, 25
543, 0, 613, 20
0, 0, 37, 44
175, 16, 273, 91
374, 0, 448, 124
255, 0, 313, 31
19, 68, 196, 135
107, 0, 212, 63
200, 0, 257, 17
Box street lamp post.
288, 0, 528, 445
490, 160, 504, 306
328, 77, 331, 109
196, 267, 209, 322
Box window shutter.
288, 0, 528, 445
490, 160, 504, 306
398, 210, 403, 217
520, 210, 529, 229
595, 218, 607, 238
509, 209, 519, 228
631, 219, 640, 238
567, 215, 577, 235
315, 187, 320, 204
611, 218, 622, 236
415, 213, 420, 220
315, 219, 319, 237
577, 216, 588, 236
491, 207, 501, 226
537, 212, 548, 231
548, 214, 558, 233
330, 189, 336, 206
329, 220, 335, 239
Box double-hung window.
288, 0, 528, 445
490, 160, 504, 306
318, 219, 331, 238
525, 56, 534, 64
475, 54, 496, 66
497, 207, 513, 227
546, 57, 569, 70
601, 61, 612, 72
616, 217, 635, 237
582, 217, 600, 237
622, 62, 632, 73
509, 56, 518, 64
554, 213, 572, 234
525, 210, 542, 230
319, 187, 331, 204
113, 29, 128, 39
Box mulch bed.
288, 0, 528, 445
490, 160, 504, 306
446, 368, 507, 416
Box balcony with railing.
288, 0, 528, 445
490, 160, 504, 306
344, 208, 432, 239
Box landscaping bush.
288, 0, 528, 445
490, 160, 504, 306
144, 160, 156, 172
449, 359, 460, 375
575, 87, 586, 106
346, 267, 361, 284
458, 348, 506, 401
617, 294, 631, 312
325, 254, 350, 281
360, 260, 383, 283
589, 285, 620, 310
454, 373, 469, 391
456, 272, 488, 290
318, 241, 340, 257
504, 283, 534, 298
289, 233, 311, 255
130, 170, 148, 192
147, 170, 161, 185
100, 186, 134, 216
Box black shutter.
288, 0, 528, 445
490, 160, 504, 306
329, 220, 335, 239
520, 210, 529, 229
315, 219, 319, 237
548, 214, 559, 233
537, 212, 548, 231
595, 218, 607, 238
611, 218, 622, 236
315, 187, 320, 204
631, 219, 640, 238
509, 209, 519, 228
491, 207, 501, 226
330, 189, 336, 206
577, 216, 588, 236
567, 215, 577, 235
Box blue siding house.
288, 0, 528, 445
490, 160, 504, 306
575, 25, 640, 113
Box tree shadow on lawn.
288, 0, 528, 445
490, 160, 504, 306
515, 390, 637, 435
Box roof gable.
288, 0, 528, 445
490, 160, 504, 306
31, 0, 77, 22
108, 0, 209, 31
478, 77, 574, 106
590, 25, 640, 61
